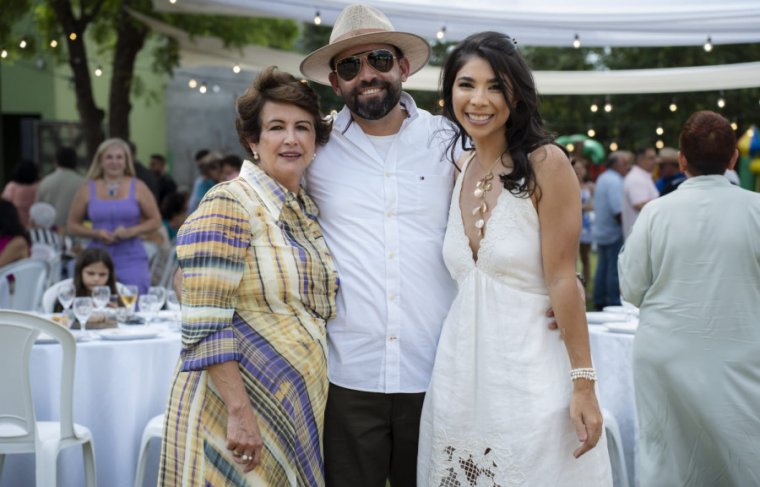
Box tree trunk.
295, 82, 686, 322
50, 0, 105, 160
108, 2, 149, 142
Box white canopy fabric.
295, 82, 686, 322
131, 9, 760, 94
150, 0, 760, 48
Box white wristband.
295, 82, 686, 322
570, 367, 597, 382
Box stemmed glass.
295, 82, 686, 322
57, 282, 76, 325
147, 286, 166, 323
73, 297, 95, 340
138, 294, 158, 326
165, 290, 181, 330
92, 285, 111, 322
119, 285, 139, 317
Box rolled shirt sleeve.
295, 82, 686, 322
176, 185, 251, 370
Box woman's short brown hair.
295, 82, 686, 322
235, 66, 331, 158
679, 111, 736, 176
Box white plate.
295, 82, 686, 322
603, 305, 639, 316
586, 311, 629, 324
605, 321, 639, 334
98, 329, 160, 341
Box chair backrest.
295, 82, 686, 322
158, 247, 178, 289
41, 279, 131, 313
0, 277, 9, 308
30, 243, 63, 289
0, 259, 49, 311
0, 311, 77, 450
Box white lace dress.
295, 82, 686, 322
417, 158, 612, 486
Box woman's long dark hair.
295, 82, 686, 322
0, 199, 30, 245
441, 31, 554, 197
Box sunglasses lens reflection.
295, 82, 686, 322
336, 50, 395, 81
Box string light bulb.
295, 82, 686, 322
232, 64, 241, 74
656, 125, 664, 136
604, 101, 613, 113
567, 143, 575, 153
1, 50, 7, 59
69, 32, 77, 41
188, 79, 197, 89
94, 65, 103, 77
609, 142, 619, 151
437, 99, 444, 107
669, 99, 678, 112
717, 92, 726, 108
587, 128, 596, 138
50, 39, 58, 48
19, 39, 27, 49
590, 103, 598, 113
313, 11, 322, 25
437, 26, 446, 41
730, 121, 738, 131
655, 140, 664, 150
169, 0, 177, 4
199, 82, 208, 94
703, 36, 713, 52
572, 34, 581, 49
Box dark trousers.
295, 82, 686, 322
324, 383, 425, 487
593, 237, 624, 309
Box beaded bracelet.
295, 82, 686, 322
570, 367, 597, 382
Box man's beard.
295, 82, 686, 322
345, 79, 401, 120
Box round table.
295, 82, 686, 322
589, 325, 637, 487
0, 327, 182, 487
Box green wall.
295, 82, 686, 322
1, 35, 166, 172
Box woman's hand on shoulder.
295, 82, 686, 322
570, 384, 604, 458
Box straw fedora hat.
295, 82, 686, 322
300, 4, 431, 86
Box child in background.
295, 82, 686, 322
54, 248, 120, 313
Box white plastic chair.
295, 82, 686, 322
0, 311, 96, 486
0, 259, 49, 311
40, 279, 131, 313
30, 242, 63, 289
157, 248, 178, 290
603, 408, 630, 487
134, 413, 164, 487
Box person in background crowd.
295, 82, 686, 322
622, 147, 659, 238
160, 191, 189, 241
128, 140, 161, 204
592, 151, 631, 310
148, 153, 178, 205
619, 110, 760, 486
188, 150, 222, 211
35, 146, 85, 230
220, 154, 244, 181
28, 202, 64, 252
654, 147, 685, 196
574, 156, 595, 289
0, 199, 31, 267
2, 160, 39, 228
67, 137, 161, 293
52, 247, 120, 312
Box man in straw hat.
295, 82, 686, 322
301, 4, 457, 485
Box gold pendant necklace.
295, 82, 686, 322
472, 155, 502, 238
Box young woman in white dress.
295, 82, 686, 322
417, 32, 612, 486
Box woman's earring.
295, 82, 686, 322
312, 153, 317, 161
252, 151, 260, 161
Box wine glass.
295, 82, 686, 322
57, 282, 76, 311
73, 297, 94, 340
119, 285, 139, 317
147, 286, 166, 322
138, 294, 158, 326
165, 290, 181, 329
91, 285, 111, 322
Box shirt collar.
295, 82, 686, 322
679, 174, 733, 189
239, 160, 317, 221
333, 91, 418, 133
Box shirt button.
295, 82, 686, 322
388, 251, 396, 259
385, 172, 392, 177
388, 336, 397, 341
386, 210, 394, 218
389, 294, 396, 302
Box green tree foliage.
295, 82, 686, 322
1, 0, 299, 157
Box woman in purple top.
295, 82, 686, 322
67, 138, 161, 293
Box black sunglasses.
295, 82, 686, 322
333, 49, 397, 81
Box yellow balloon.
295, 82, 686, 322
738, 129, 752, 156
750, 157, 760, 174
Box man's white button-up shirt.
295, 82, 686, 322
305, 92, 457, 393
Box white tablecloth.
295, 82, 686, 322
589, 326, 638, 487
1, 328, 182, 487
